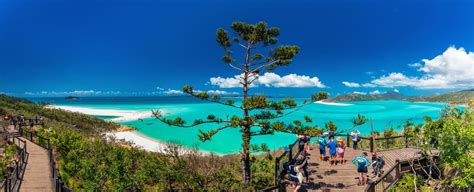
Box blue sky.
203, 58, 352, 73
0, 0, 473, 97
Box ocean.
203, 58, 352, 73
28, 96, 447, 154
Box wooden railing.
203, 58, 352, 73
357, 135, 410, 152
19, 129, 73, 192
365, 156, 435, 192
261, 139, 301, 191
0, 135, 27, 192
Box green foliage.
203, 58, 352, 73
225, 100, 235, 105
436, 107, 473, 189
304, 115, 312, 123
312, 92, 328, 102
325, 121, 337, 131
281, 98, 296, 107
207, 115, 216, 120
243, 95, 268, 110
351, 114, 368, 126
391, 173, 426, 192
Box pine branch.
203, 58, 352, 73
182, 86, 242, 109
198, 124, 234, 141
152, 110, 230, 128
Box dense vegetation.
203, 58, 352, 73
390, 104, 474, 191
0, 94, 276, 190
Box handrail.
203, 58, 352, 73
19, 128, 73, 192
0, 129, 28, 192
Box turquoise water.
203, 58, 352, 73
28, 97, 448, 154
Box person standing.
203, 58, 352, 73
352, 152, 371, 185
337, 140, 346, 164
317, 134, 328, 160
327, 136, 338, 165
351, 129, 361, 150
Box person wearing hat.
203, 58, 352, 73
352, 152, 371, 185
351, 129, 361, 150
372, 154, 385, 177
336, 138, 346, 164
370, 152, 377, 175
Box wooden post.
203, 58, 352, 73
404, 134, 409, 148
16, 161, 19, 179
3, 175, 7, 192
367, 180, 375, 192
346, 134, 350, 148
370, 118, 375, 152
395, 159, 401, 179
274, 157, 280, 185
288, 144, 293, 162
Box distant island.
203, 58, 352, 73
326, 90, 474, 105
65, 96, 80, 100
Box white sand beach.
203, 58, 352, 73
108, 131, 210, 155
48, 105, 209, 155
315, 100, 354, 106
48, 105, 154, 122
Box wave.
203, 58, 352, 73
314, 101, 354, 106
48, 105, 156, 122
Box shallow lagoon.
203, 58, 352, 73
29, 97, 447, 154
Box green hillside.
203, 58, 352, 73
326, 91, 408, 102
409, 90, 474, 105
327, 90, 474, 105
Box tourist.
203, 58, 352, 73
296, 133, 310, 154
373, 154, 385, 177
351, 129, 361, 150
295, 153, 309, 183
327, 136, 338, 165
336, 139, 346, 164
288, 159, 304, 192
352, 152, 371, 185
370, 152, 377, 175
317, 134, 328, 160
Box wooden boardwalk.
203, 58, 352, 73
19, 137, 53, 192
5, 125, 53, 192
288, 147, 421, 191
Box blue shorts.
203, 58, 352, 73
358, 167, 368, 173
319, 148, 326, 155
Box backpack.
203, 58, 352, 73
356, 158, 367, 169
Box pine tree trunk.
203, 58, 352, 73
242, 72, 251, 184
241, 42, 252, 184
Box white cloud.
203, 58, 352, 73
163, 89, 184, 95
342, 81, 376, 88
393, 89, 400, 93
342, 81, 360, 87
365, 71, 374, 75
207, 90, 239, 95
156, 86, 164, 91
361, 83, 376, 88
209, 75, 244, 88
408, 63, 422, 68
353, 91, 367, 95
210, 72, 326, 88
361, 46, 474, 89
369, 90, 381, 95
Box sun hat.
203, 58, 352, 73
371, 152, 377, 156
